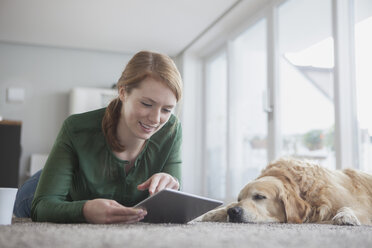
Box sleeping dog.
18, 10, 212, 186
202, 158, 372, 225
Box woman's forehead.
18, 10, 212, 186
132, 78, 177, 105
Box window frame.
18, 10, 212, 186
202, 48, 228, 198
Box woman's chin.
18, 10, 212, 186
137, 124, 159, 139
135, 130, 154, 140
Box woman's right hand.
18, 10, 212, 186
82, 199, 147, 224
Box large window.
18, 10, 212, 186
229, 19, 268, 197
278, 0, 335, 169
199, 0, 371, 201
204, 52, 228, 200
355, 0, 372, 172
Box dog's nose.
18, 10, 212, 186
227, 207, 243, 222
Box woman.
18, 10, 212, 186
13, 51, 183, 224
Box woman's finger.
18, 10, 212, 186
154, 177, 169, 194
107, 213, 146, 224
148, 175, 161, 195
165, 179, 179, 190
137, 178, 151, 190
111, 205, 147, 217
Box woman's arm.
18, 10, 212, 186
31, 118, 87, 223
161, 122, 182, 183
32, 117, 148, 223
137, 122, 182, 195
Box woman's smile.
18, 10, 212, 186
139, 121, 159, 133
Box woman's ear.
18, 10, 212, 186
118, 86, 126, 101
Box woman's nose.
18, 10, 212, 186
148, 108, 161, 124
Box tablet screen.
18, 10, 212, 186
134, 188, 223, 223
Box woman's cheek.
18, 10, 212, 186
160, 114, 172, 125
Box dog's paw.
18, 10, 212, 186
332, 207, 361, 226
201, 208, 228, 222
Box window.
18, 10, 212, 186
229, 19, 268, 196
355, 0, 372, 172
203, 19, 267, 201
278, 0, 335, 169
204, 52, 228, 200
196, 0, 371, 201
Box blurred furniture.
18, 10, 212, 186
69, 87, 117, 115
0, 120, 22, 187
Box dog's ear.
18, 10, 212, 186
279, 178, 311, 223
259, 166, 311, 223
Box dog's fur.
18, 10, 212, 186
202, 158, 372, 225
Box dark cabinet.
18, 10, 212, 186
0, 120, 21, 188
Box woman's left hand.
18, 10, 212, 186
137, 173, 179, 195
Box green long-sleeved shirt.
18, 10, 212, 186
31, 108, 182, 223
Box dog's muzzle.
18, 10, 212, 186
227, 207, 244, 223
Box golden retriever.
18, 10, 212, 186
202, 157, 372, 225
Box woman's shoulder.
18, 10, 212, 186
166, 113, 179, 126
64, 108, 106, 132
149, 114, 182, 144
163, 114, 181, 132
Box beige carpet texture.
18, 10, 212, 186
1, 218, 372, 248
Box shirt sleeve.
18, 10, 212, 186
161, 121, 182, 187
31, 118, 87, 223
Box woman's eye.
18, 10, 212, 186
141, 102, 152, 107
253, 194, 266, 200
162, 108, 171, 113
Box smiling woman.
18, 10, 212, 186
13, 51, 184, 224
117, 77, 177, 143
102, 51, 182, 152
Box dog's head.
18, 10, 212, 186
227, 174, 310, 224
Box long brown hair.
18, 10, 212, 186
102, 51, 183, 152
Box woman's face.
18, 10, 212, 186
119, 77, 177, 140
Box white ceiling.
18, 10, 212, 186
0, 0, 240, 56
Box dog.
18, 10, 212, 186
202, 157, 372, 225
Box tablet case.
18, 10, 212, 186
134, 188, 223, 223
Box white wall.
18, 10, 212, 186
0, 42, 132, 184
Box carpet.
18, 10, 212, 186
1, 218, 372, 248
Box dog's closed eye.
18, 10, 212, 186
253, 194, 267, 200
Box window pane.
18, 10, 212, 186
230, 19, 268, 196
355, 0, 372, 172
205, 53, 227, 199
278, 0, 335, 169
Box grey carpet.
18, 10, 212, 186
1, 218, 372, 248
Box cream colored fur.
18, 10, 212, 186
202, 158, 372, 225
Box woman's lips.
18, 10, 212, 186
139, 121, 158, 133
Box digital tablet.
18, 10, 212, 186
134, 188, 223, 224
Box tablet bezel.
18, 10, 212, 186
134, 188, 223, 224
